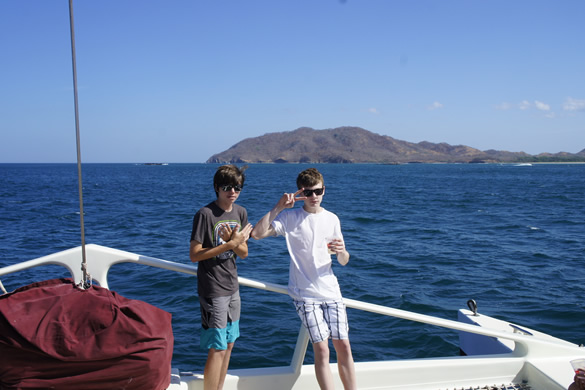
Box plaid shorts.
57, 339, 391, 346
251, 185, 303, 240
293, 300, 349, 344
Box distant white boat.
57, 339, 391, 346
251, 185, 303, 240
514, 163, 533, 167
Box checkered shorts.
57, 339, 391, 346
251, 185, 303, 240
293, 300, 349, 344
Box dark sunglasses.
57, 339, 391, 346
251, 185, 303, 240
303, 188, 324, 197
220, 185, 243, 192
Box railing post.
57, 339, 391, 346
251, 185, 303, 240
290, 325, 310, 375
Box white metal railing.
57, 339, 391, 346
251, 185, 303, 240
1, 243, 581, 373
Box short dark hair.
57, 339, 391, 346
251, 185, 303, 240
296, 168, 324, 189
214, 165, 247, 196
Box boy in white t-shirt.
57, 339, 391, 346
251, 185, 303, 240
251, 168, 356, 390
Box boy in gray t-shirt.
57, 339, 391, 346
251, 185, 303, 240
190, 164, 252, 390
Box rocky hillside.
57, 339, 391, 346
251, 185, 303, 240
207, 126, 585, 164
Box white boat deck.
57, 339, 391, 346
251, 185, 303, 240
1, 244, 583, 390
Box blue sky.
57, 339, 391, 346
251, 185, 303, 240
1, 0, 584, 163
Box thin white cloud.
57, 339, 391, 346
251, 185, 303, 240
563, 97, 585, 112
497, 100, 553, 113
534, 101, 550, 111
519, 100, 531, 110
367, 108, 379, 114
427, 101, 443, 110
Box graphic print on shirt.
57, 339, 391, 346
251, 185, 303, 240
214, 220, 240, 260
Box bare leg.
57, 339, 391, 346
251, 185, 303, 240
217, 342, 234, 390
332, 339, 357, 390
313, 340, 335, 390
204, 348, 227, 390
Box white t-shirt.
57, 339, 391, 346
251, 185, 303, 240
272, 207, 343, 302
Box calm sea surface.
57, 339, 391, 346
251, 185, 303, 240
1, 163, 584, 371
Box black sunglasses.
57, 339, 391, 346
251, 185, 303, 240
220, 185, 243, 192
303, 188, 324, 197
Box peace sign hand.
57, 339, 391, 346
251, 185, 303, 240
276, 188, 307, 210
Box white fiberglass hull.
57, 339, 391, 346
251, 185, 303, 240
1, 245, 583, 390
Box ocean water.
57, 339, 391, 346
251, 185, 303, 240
1, 163, 584, 372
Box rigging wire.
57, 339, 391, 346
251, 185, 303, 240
68, 0, 90, 289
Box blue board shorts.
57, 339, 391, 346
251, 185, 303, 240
200, 291, 240, 351
293, 299, 349, 344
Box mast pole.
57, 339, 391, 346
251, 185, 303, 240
68, 0, 89, 288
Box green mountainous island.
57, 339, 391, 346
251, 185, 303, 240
207, 126, 585, 164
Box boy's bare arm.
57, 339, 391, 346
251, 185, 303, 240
190, 223, 253, 262
329, 238, 350, 266
336, 250, 350, 266
251, 189, 306, 240
190, 240, 235, 263
250, 207, 279, 239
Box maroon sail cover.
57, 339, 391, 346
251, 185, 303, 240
0, 278, 173, 390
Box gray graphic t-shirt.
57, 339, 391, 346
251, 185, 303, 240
190, 201, 248, 298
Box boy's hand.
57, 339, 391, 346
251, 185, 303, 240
573, 369, 585, 390
276, 188, 307, 210
220, 223, 253, 246
219, 223, 232, 242
327, 238, 345, 254
233, 223, 253, 245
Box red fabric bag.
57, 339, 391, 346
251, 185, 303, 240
0, 278, 173, 390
